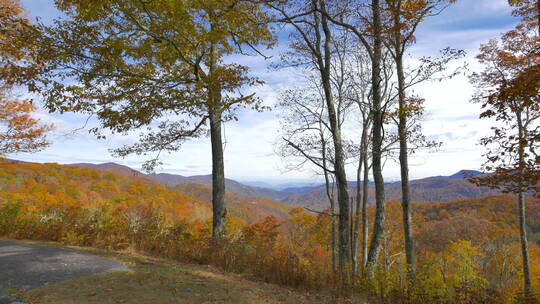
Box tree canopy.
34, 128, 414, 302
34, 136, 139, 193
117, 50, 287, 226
0, 0, 52, 155
27, 0, 273, 168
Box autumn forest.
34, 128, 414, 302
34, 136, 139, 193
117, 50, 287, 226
0, 0, 539, 303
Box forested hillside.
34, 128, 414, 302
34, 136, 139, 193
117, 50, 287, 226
72, 162, 158, 184
172, 183, 292, 222
284, 173, 501, 210
0, 162, 210, 225
152, 173, 290, 200
416, 195, 540, 246
1, 165, 539, 304
1, 0, 538, 302
72, 162, 502, 209
0, 161, 291, 225
71, 162, 291, 200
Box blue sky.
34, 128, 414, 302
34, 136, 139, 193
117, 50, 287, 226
15, 0, 518, 184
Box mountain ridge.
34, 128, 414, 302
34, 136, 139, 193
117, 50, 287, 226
0, 160, 293, 224
66, 162, 495, 210
149, 173, 289, 200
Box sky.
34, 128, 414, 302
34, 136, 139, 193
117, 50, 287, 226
14, 0, 519, 185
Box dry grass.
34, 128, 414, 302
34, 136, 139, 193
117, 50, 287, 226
12, 241, 341, 304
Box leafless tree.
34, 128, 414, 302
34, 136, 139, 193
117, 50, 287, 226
267, 0, 355, 279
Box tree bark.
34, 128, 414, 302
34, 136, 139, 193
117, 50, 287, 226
209, 40, 226, 242
209, 108, 226, 242
362, 148, 369, 267
352, 158, 362, 276
318, 0, 351, 278
322, 134, 338, 272
272, 0, 350, 277
352, 124, 369, 275
367, 0, 386, 271
518, 192, 531, 296
517, 114, 532, 296
331, 194, 338, 272
390, 0, 416, 275
396, 52, 416, 275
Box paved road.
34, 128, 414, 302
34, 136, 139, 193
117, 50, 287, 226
0, 240, 127, 304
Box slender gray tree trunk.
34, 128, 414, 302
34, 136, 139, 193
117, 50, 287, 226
331, 196, 338, 272
352, 125, 369, 275
396, 52, 416, 274
322, 52, 350, 279
390, 0, 416, 274
352, 159, 363, 276
367, 0, 386, 271
518, 192, 531, 296
322, 136, 338, 272
517, 114, 532, 296
209, 41, 226, 242
318, 0, 351, 278
362, 149, 369, 267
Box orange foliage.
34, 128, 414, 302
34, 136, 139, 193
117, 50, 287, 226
1, 161, 539, 303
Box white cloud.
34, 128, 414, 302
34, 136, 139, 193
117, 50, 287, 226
14, 0, 518, 183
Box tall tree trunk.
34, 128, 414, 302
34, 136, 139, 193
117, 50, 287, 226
209, 40, 226, 242
350, 196, 354, 267
367, 0, 386, 271
517, 114, 532, 296
323, 51, 350, 280
331, 193, 338, 272
362, 148, 369, 267
391, 0, 416, 276
352, 159, 362, 276
318, 0, 351, 279
518, 192, 532, 296
322, 135, 338, 272
396, 52, 416, 274
352, 125, 369, 275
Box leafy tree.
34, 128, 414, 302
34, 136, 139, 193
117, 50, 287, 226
470, 23, 540, 297
25, 0, 274, 241
0, 0, 30, 66
0, 0, 52, 156
508, 0, 540, 32
0, 97, 52, 155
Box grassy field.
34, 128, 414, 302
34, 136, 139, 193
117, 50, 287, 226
11, 241, 342, 304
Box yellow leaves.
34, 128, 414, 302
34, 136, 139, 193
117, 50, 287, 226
0, 0, 29, 56
0, 160, 539, 301
436, 241, 489, 294
31, 0, 275, 162
402, 0, 429, 12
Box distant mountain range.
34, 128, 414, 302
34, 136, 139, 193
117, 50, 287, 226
149, 173, 289, 200
241, 181, 325, 192
283, 170, 499, 210
68, 163, 499, 211
447, 169, 483, 179
72, 162, 158, 184
71, 163, 294, 201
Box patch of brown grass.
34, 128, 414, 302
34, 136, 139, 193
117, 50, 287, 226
16, 241, 339, 304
